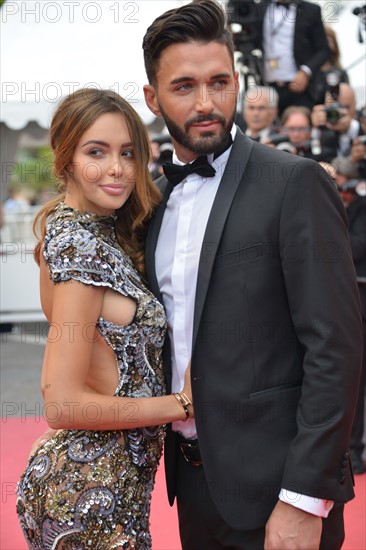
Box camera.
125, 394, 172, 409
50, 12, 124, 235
353, 5, 366, 28
337, 179, 366, 197
267, 134, 310, 156
226, 0, 259, 52
268, 134, 296, 154
324, 71, 344, 124
226, 0, 264, 86
325, 105, 343, 124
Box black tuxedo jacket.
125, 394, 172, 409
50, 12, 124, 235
253, 0, 330, 95
146, 129, 363, 529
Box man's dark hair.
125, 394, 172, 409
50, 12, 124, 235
142, 0, 235, 86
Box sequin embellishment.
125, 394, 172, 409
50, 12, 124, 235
16, 203, 167, 549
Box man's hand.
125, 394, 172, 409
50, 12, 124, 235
327, 110, 352, 134
289, 70, 309, 94
311, 103, 351, 133
262, 137, 276, 148
311, 105, 327, 128
265, 500, 322, 549
27, 428, 58, 460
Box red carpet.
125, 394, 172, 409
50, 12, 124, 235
1, 417, 365, 549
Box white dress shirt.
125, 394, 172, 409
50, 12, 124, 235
155, 126, 236, 439
263, 1, 298, 83
155, 124, 332, 517
338, 119, 360, 157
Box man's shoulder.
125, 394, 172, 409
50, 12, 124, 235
297, 0, 321, 16
233, 130, 326, 191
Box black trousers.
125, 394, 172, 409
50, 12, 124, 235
175, 436, 345, 550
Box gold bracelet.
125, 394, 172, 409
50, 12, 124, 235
173, 392, 192, 420
179, 391, 192, 407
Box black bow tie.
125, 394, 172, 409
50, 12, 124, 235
162, 155, 216, 186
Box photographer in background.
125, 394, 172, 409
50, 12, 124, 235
148, 136, 164, 179
265, 105, 337, 161
250, 0, 330, 115
148, 134, 174, 180
279, 105, 312, 155
312, 82, 361, 158
311, 27, 350, 105
359, 105, 366, 135
320, 27, 350, 85
239, 85, 279, 141
351, 106, 366, 179
352, 136, 366, 176
226, 0, 263, 88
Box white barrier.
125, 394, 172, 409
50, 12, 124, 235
0, 207, 46, 323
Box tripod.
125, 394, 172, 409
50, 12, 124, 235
235, 46, 264, 91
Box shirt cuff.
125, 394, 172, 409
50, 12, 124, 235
279, 489, 334, 518
300, 65, 312, 77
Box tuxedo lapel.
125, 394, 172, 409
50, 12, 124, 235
294, 0, 304, 40
145, 177, 173, 303
192, 131, 254, 349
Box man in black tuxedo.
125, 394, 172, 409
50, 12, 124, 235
250, 0, 330, 114
142, 1, 362, 548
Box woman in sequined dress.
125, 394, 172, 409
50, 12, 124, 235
16, 89, 193, 550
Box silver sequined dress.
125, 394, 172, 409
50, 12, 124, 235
16, 203, 167, 549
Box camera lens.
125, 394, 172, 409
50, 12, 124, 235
325, 107, 341, 124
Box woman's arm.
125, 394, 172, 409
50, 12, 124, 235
42, 279, 192, 430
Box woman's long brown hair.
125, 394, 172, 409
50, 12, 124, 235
33, 88, 161, 277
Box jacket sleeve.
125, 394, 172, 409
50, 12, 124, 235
295, 2, 330, 74
279, 159, 363, 501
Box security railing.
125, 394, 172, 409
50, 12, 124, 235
1, 206, 45, 323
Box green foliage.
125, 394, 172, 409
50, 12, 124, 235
10, 146, 57, 202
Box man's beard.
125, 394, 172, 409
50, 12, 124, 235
158, 104, 237, 156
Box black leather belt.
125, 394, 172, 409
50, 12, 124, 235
176, 433, 202, 467
270, 81, 291, 88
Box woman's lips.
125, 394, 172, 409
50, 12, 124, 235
101, 185, 126, 195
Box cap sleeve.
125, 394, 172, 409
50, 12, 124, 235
43, 227, 117, 288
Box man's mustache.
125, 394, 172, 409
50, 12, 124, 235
186, 114, 225, 128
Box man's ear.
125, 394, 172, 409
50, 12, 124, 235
143, 84, 162, 117
234, 71, 240, 98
